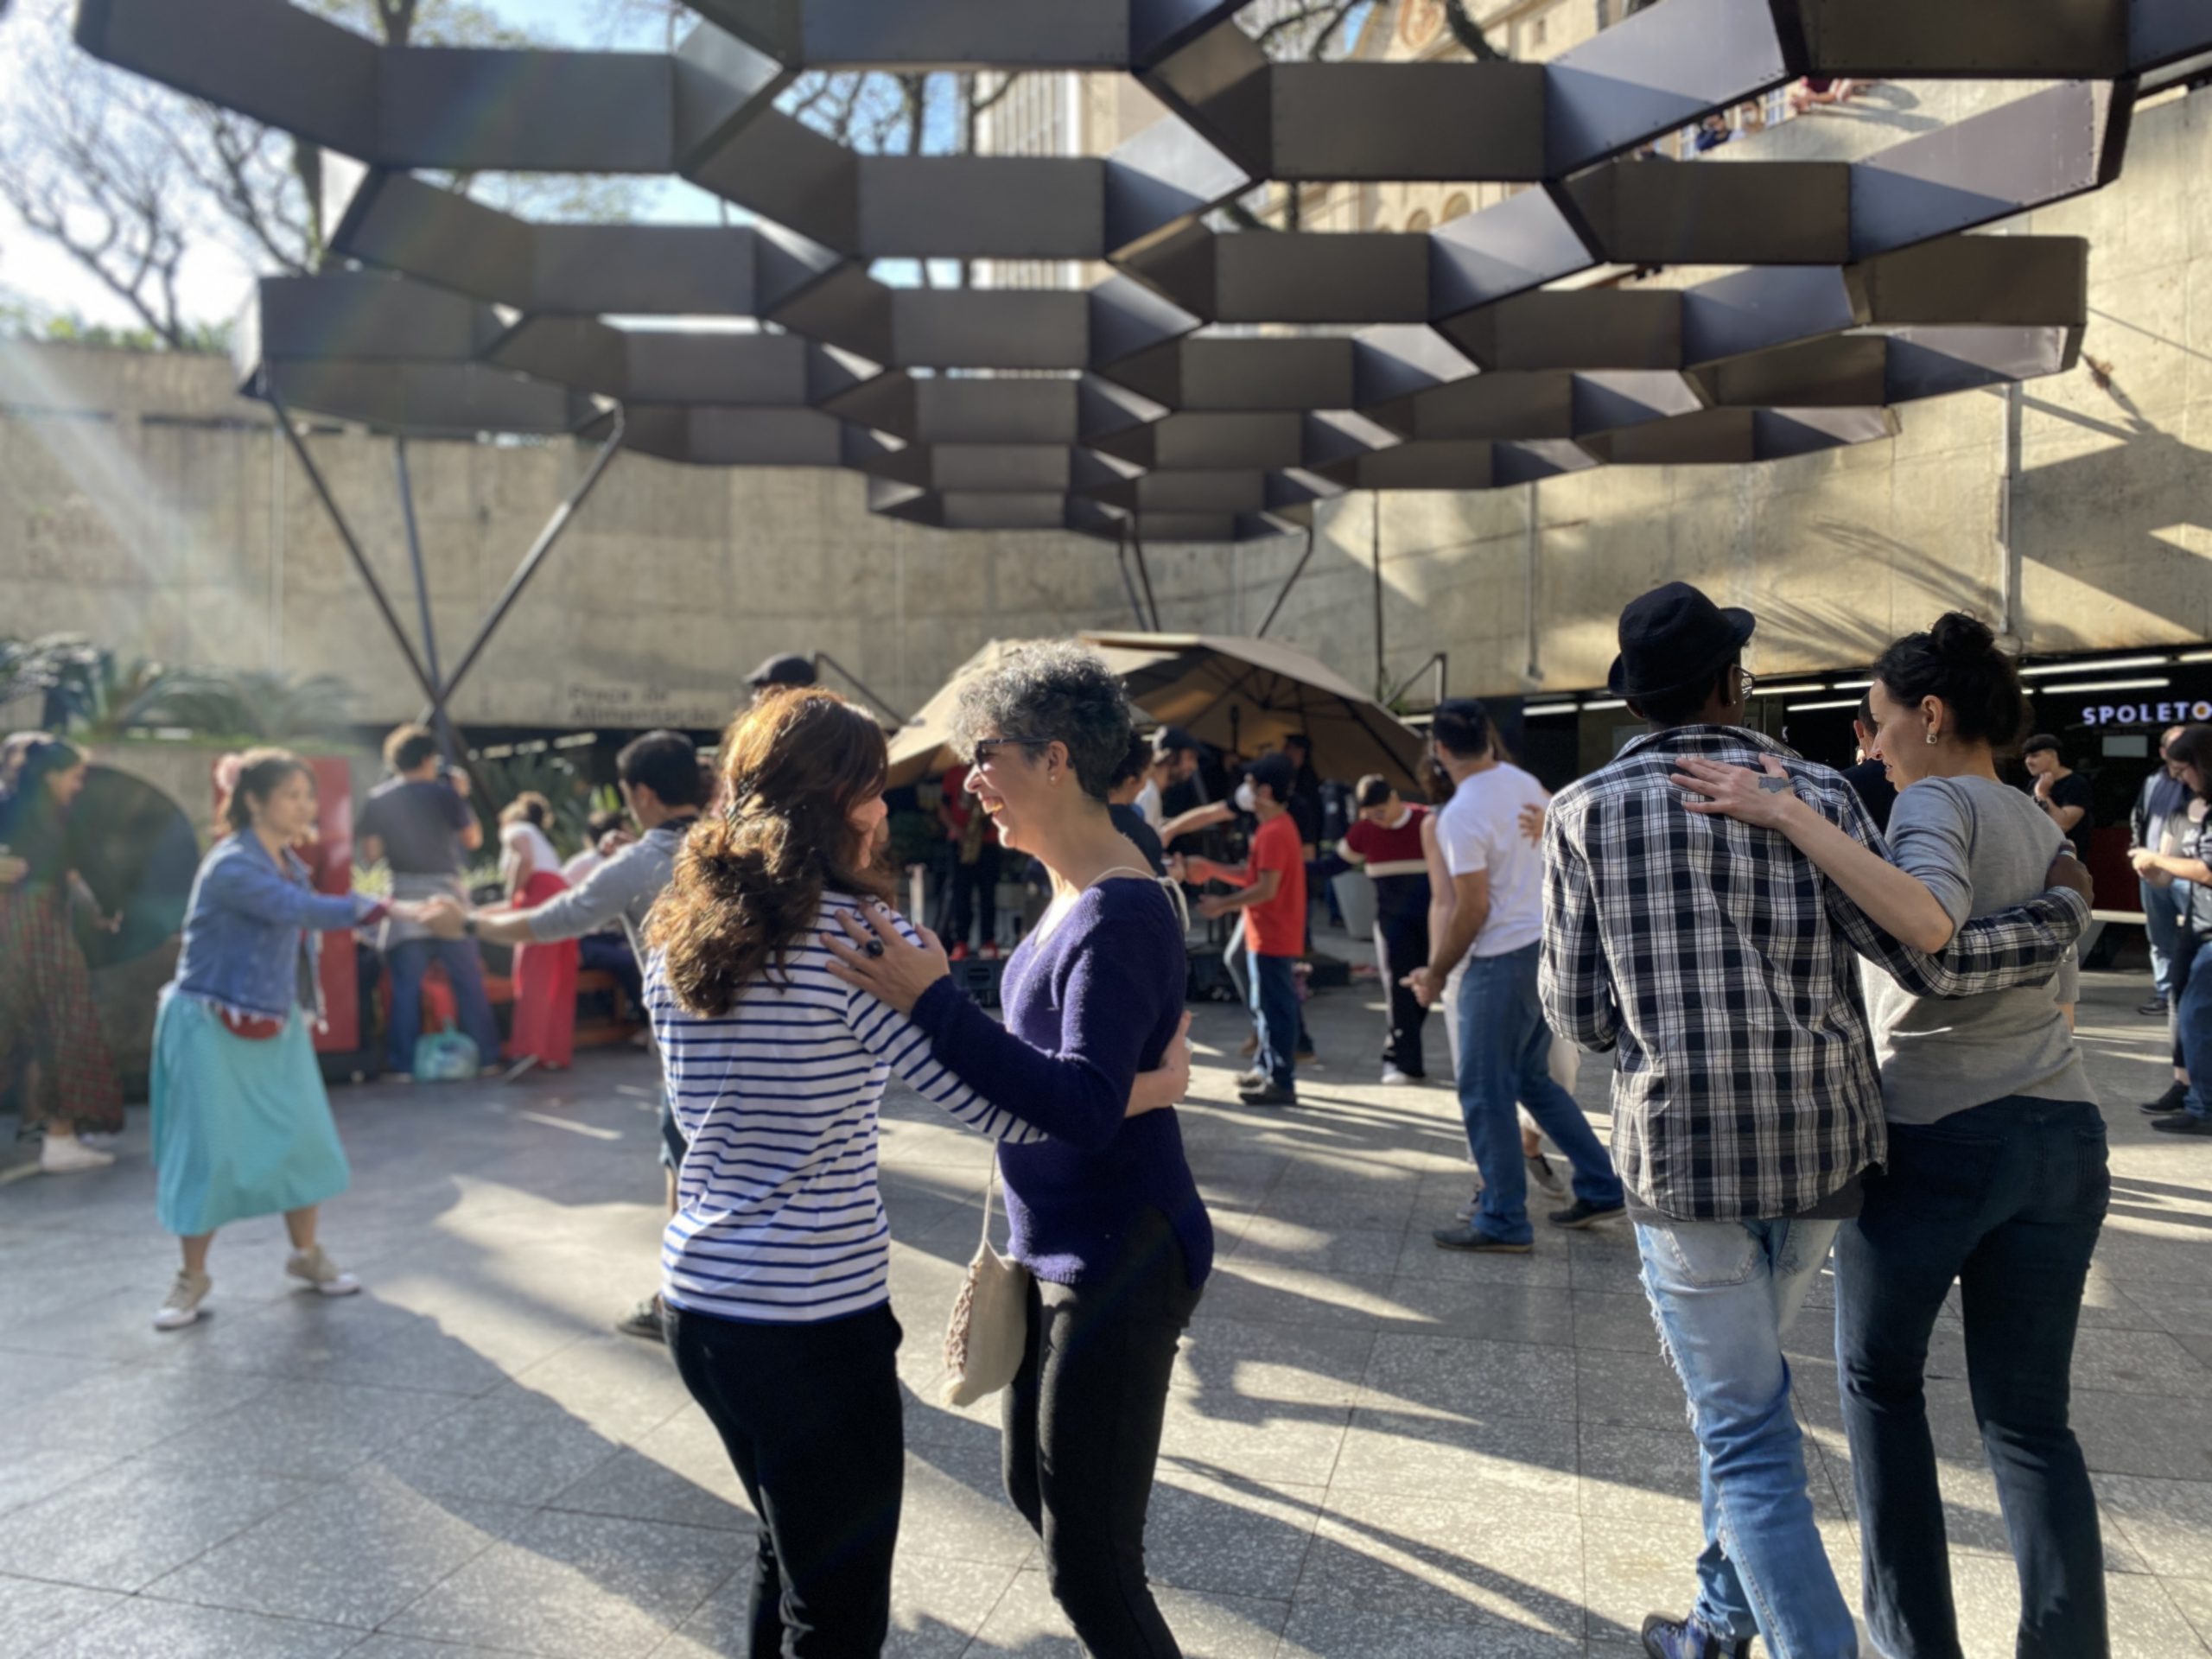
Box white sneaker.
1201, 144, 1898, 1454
1454, 1180, 1485, 1221
1526, 1153, 1568, 1198
155, 1268, 213, 1329
285, 1244, 361, 1297
41, 1135, 115, 1173
1381, 1065, 1417, 1086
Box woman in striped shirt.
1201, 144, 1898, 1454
644, 687, 1189, 1657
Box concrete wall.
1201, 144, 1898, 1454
0, 346, 1137, 732
3, 86, 2209, 725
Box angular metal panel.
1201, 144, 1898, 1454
1395, 372, 1576, 442
859, 157, 1108, 259
328, 172, 536, 308
1786, 0, 2129, 77
687, 108, 860, 251
892, 290, 1089, 370
1679, 266, 1859, 366
1272, 62, 1547, 181
1693, 334, 1891, 408
1570, 161, 1853, 265
1544, 0, 1789, 174
377, 51, 676, 173
1213, 234, 1429, 324
1427, 186, 1599, 317
1443, 289, 1683, 372
533, 226, 762, 317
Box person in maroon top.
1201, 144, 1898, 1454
938, 760, 1002, 959
1179, 753, 1306, 1106
1340, 775, 1433, 1084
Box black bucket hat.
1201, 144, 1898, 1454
1606, 582, 1756, 699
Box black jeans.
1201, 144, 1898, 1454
1835, 1096, 2111, 1659
667, 1302, 905, 1658
1371, 881, 1430, 1076
1003, 1208, 1203, 1657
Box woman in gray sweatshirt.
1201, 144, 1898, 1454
1672, 613, 2106, 1659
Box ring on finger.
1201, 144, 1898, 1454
864, 939, 885, 958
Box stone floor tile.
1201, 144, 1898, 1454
1254, 1181, 1419, 1232
2069, 1325, 2210, 1396
1171, 1318, 1378, 1408
967, 1567, 1288, 1658
143, 1469, 524, 1629
378, 1507, 738, 1658
1298, 1487, 1586, 1642
1143, 1475, 1325, 1599
0, 1448, 117, 1522
1389, 1229, 1578, 1289
1576, 1348, 1693, 1434
0, 1463, 315, 1592
369, 1392, 627, 1508
1156, 1397, 1353, 1489
0, 1360, 277, 1464
2160, 1576, 2212, 1648
2072, 1387, 2212, 1481
34, 1598, 363, 1659
0, 1573, 121, 1657
2096, 1473, 2212, 1576
1228, 1217, 1407, 1278
1188, 1267, 1411, 1331
1278, 1599, 1582, 1659
1375, 1274, 1574, 1343
1569, 1290, 1663, 1357
543, 1407, 757, 1534
495, 1332, 691, 1442
1333, 1408, 1576, 1504
141, 1292, 530, 1398
1948, 1549, 2209, 1657
902, 1440, 1046, 1567
139, 1377, 468, 1481
1357, 1332, 1578, 1422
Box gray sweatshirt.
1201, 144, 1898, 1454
1866, 775, 2094, 1123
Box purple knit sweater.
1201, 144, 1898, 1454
910, 878, 1212, 1288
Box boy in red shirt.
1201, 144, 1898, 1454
1181, 753, 1306, 1105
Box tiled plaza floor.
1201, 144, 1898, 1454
3, 963, 2209, 1656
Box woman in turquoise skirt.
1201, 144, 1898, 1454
152, 750, 432, 1330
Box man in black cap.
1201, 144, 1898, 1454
746, 652, 817, 704
1539, 581, 2094, 1659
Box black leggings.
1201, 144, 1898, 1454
667, 1302, 905, 1658
1002, 1207, 1203, 1657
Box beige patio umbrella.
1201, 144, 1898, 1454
885, 637, 1182, 787
1078, 631, 1427, 791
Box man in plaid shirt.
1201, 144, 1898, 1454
1541, 583, 2091, 1659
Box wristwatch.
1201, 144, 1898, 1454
462, 914, 479, 938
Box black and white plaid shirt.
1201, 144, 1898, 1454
1540, 725, 2088, 1223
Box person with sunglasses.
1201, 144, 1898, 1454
824, 642, 1207, 1658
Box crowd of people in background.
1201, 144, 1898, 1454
9, 588, 2212, 1659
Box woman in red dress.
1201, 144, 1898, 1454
498, 793, 577, 1077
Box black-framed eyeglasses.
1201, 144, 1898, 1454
1733, 667, 1758, 703
970, 736, 1054, 768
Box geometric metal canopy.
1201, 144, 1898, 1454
76, 0, 2212, 543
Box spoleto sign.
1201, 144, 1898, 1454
2076, 700, 2212, 728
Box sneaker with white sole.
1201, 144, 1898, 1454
284, 1244, 361, 1296
1381, 1065, 1418, 1086
1454, 1179, 1485, 1221
40, 1134, 115, 1173
1526, 1153, 1567, 1198
155, 1268, 213, 1329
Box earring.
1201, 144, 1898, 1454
1925, 729, 1939, 746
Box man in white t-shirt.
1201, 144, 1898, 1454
1408, 699, 1624, 1251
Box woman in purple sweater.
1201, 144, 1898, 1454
826, 641, 1208, 1658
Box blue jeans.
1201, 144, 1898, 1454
1836, 1096, 2109, 1659
1248, 950, 1299, 1090
2142, 878, 2187, 1001
1637, 1217, 1857, 1659
1453, 943, 1622, 1242
385, 937, 501, 1074
2177, 933, 2212, 1119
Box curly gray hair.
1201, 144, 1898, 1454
951, 641, 1135, 802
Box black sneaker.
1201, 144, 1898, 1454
2152, 1113, 2212, 1135
1432, 1224, 1532, 1254
2139, 997, 2171, 1016
1640, 1611, 1751, 1659
1549, 1198, 1627, 1230
2142, 1082, 2190, 1116
1238, 1081, 1296, 1107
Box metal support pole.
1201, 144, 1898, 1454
265, 387, 445, 715
1116, 524, 1147, 627
816, 651, 912, 728
1130, 528, 1162, 631
394, 436, 457, 761
426, 405, 628, 719
1522, 480, 1542, 683
1255, 524, 1316, 639
1370, 493, 1386, 698
1999, 381, 2024, 642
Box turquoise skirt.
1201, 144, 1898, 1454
151, 991, 350, 1236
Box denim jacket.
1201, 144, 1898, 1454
171, 832, 379, 1023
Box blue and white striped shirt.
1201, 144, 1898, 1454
647, 895, 1044, 1325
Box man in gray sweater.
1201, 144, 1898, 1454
424, 730, 705, 1340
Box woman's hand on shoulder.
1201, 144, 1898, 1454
1670, 754, 1802, 830
820, 899, 950, 1015
1128, 1012, 1192, 1116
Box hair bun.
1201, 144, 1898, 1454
1928, 612, 1995, 662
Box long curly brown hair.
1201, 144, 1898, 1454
646, 688, 892, 1016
